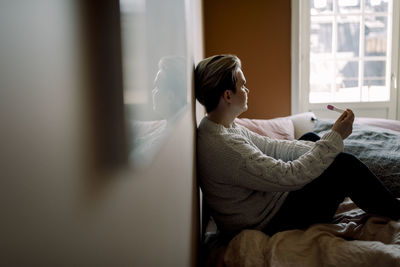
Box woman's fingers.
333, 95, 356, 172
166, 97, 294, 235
345, 109, 355, 122
331, 109, 354, 140
339, 109, 354, 122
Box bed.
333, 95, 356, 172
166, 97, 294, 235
200, 112, 400, 267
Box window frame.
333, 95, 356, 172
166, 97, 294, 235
291, 0, 400, 119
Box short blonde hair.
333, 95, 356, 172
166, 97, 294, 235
194, 55, 241, 113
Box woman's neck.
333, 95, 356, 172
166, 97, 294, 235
207, 110, 236, 128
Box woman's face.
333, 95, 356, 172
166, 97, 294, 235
152, 70, 165, 112
152, 70, 173, 116
231, 68, 249, 114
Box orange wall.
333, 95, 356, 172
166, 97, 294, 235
203, 0, 291, 119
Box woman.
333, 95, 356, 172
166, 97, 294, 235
195, 54, 400, 237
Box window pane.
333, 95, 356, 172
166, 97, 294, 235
310, 60, 334, 83
333, 86, 360, 102
364, 79, 385, 86
309, 60, 334, 103
365, 0, 388, 13
365, 16, 387, 57
337, 60, 359, 80
338, 0, 360, 13
310, 17, 332, 54
309, 83, 333, 103
335, 60, 360, 102
311, 0, 333, 15
364, 60, 386, 77
362, 79, 388, 101
337, 16, 360, 56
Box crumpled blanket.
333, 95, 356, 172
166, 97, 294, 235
224, 198, 400, 267
313, 120, 400, 197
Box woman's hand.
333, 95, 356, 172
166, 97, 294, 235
332, 109, 354, 140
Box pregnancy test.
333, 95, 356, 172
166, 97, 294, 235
327, 104, 345, 113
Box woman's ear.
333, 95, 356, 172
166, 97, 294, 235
222, 90, 232, 103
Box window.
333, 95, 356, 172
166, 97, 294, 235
292, 0, 400, 119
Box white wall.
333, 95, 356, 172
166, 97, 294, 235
0, 0, 201, 266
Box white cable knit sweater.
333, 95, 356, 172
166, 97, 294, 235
197, 116, 344, 234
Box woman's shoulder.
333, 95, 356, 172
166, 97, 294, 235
199, 118, 249, 142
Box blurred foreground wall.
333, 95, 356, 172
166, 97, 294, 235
0, 0, 203, 266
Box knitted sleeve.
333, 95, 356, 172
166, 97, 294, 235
226, 130, 344, 192
240, 126, 315, 161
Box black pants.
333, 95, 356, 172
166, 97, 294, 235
263, 132, 400, 235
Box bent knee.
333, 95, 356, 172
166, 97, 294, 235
334, 152, 359, 164
331, 152, 366, 178
327, 153, 359, 174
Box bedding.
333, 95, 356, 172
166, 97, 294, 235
201, 114, 400, 267
313, 119, 400, 197
223, 198, 400, 267
355, 117, 400, 132
235, 112, 317, 140
234, 118, 295, 140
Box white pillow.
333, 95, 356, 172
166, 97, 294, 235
286, 112, 317, 139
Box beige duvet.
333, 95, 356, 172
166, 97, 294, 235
223, 198, 400, 267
